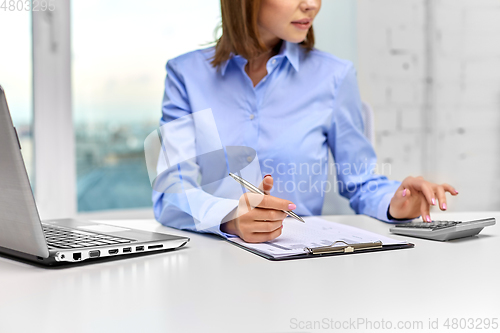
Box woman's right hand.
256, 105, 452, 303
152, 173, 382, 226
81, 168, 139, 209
221, 175, 297, 243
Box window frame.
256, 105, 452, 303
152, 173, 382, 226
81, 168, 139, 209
32, 1, 76, 219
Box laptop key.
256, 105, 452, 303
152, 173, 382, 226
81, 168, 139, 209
48, 243, 71, 249
101, 240, 119, 245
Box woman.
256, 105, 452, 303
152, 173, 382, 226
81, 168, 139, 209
152, 0, 458, 243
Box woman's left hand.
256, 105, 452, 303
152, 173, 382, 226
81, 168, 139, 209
388, 176, 459, 222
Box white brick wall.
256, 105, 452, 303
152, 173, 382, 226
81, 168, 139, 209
357, 0, 500, 211
433, 0, 500, 211
357, 0, 427, 182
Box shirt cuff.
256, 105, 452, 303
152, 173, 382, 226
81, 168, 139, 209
201, 199, 239, 239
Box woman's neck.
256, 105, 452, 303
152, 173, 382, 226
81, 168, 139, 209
245, 40, 282, 87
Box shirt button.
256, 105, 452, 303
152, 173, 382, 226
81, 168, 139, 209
271, 59, 276, 65
262, 78, 266, 82
249, 114, 255, 120
247, 156, 252, 162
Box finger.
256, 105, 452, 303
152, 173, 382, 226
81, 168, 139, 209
420, 195, 431, 222
240, 192, 265, 213
417, 181, 436, 207
257, 175, 273, 195
244, 226, 283, 243
247, 193, 296, 211
243, 220, 283, 233
249, 207, 287, 221
435, 186, 447, 211
393, 187, 411, 204
441, 183, 459, 196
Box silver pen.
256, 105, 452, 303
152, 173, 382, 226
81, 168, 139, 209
228, 172, 305, 223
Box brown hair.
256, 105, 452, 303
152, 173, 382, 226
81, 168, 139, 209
211, 0, 315, 69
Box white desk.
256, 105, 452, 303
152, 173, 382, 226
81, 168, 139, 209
1, 211, 499, 333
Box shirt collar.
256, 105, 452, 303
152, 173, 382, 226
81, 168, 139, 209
282, 40, 300, 72
220, 40, 300, 76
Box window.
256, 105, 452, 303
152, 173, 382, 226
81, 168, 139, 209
71, 0, 221, 211
0, 9, 34, 181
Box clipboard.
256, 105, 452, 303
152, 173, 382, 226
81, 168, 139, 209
224, 216, 415, 261
226, 239, 414, 261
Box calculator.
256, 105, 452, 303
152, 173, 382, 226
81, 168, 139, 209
390, 218, 496, 241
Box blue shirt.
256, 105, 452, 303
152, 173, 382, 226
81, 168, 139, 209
152, 41, 402, 237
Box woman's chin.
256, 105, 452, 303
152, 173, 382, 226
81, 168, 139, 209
283, 35, 308, 44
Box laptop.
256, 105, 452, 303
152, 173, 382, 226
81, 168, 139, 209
0, 85, 189, 265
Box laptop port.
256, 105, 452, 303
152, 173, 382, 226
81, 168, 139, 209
108, 249, 119, 255
73, 252, 82, 261
123, 247, 131, 253
148, 244, 163, 250
89, 250, 100, 258
135, 246, 144, 252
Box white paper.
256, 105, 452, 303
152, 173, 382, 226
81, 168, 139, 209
228, 216, 406, 258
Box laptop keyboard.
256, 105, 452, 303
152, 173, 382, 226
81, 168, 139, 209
42, 224, 134, 249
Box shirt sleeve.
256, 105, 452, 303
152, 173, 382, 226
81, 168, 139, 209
327, 63, 406, 223
152, 59, 238, 238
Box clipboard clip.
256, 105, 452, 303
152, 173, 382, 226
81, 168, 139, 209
304, 240, 383, 255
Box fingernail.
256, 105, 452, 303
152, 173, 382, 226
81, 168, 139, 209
402, 189, 406, 197
431, 198, 436, 205
281, 225, 283, 229
442, 203, 447, 210
455, 190, 459, 194
264, 174, 272, 178
288, 204, 296, 210
426, 215, 431, 222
